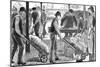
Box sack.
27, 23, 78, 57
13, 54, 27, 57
29, 35, 49, 53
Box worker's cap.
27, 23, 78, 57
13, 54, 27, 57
19, 7, 26, 12
69, 9, 74, 13
55, 11, 61, 17
88, 6, 94, 12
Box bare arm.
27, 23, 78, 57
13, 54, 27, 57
29, 19, 34, 34
73, 16, 77, 26
15, 16, 25, 38
53, 21, 62, 38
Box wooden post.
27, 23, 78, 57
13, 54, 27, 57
68, 4, 70, 10
40, 2, 43, 39
26, 1, 30, 53
40, 2, 42, 22
83, 5, 86, 20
